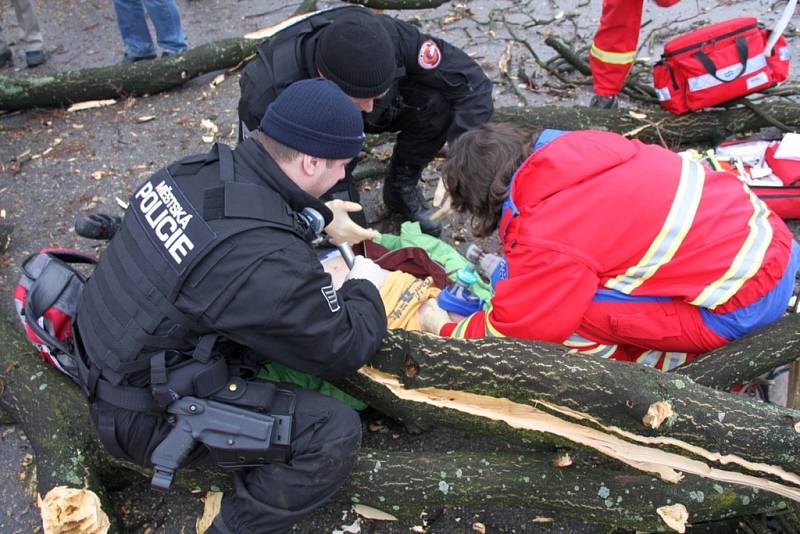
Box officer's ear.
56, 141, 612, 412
300, 154, 324, 177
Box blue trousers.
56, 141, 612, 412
113, 0, 187, 58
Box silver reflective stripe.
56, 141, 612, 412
563, 333, 617, 359
590, 43, 636, 65
690, 184, 772, 309
779, 46, 791, 61
636, 350, 663, 368
662, 352, 688, 371
687, 54, 767, 92
655, 86, 671, 102
606, 158, 705, 294
563, 333, 596, 348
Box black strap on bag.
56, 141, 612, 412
693, 37, 750, 83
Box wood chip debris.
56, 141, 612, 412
39, 486, 110, 534
136, 115, 156, 123
352, 504, 397, 521
553, 452, 573, 467
67, 99, 116, 112
657, 503, 689, 533
472, 521, 486, 533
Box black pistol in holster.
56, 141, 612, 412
148, 356, 295, 492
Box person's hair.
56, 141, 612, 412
254, 130, 342, 168
253, 130, 303, 163
443, 123, 537, 237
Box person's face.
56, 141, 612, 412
349, 89, 389, 114
308, 157, 351, 197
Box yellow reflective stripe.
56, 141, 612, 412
636, 350, 663, 367
484, 307, 505, 338
450, 316, 471, 338
606, 158, 705, 294
661, 352, 688, 371
690, 185, 773, 309
590, 43, 636, 65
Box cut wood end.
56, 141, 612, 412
643, 401, 674, 429
39, 486, 110, 534
656, 503, 689, 533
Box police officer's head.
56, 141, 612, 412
315, 10, 395, 113
258, 78, 366, 198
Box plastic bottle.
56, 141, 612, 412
437, 265, 484, 316
465, 243, 508, 288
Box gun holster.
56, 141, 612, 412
149, 361, 296, 492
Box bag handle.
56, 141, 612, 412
693, 37, 749, 83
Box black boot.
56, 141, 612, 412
74, 213, 122, 240
383, 158, 443, 237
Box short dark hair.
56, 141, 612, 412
443, 123, 537, 237
253, 130, 303, 163
254, 130, 345, 169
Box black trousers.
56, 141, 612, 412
323, 81, 453, 226
90, 384, 361, 534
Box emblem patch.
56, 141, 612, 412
417, 39, 441, 70
321, 285, 341, 313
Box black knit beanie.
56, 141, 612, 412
315, 12, 395, 98
259, 78, 365, 159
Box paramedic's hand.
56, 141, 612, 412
325, 199, 381, 245
420, 299, 450, 335
345, 256, 386, 291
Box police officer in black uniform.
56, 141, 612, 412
75, 79, 388, 533
238, 6, 494, 237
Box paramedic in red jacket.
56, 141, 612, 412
426, 123, 800, 371
589, 0, 681, 108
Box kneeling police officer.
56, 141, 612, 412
238, 6, 494, 236
74, 79, 388, 533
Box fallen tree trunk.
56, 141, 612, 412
492, 102, 800, 148
674, 312, 800, 389
2, 311, 800, 531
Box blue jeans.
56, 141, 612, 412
113, 0, 187, 58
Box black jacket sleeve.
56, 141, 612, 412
206, 240, 387, 381
384, 16, 494, 142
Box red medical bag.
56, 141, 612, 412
653, 17, 790, 115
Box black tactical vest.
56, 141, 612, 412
76, 144, 303, 385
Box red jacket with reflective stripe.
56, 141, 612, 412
442, 130, 792, 341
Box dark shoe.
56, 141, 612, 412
121, 52, 157, 65
383, 158, 443, 237
0, 49, 11, 68
589, 94, 618, 109
75, 213, 122, 240
25, 50, 44, 68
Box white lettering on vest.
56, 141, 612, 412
135, 179, 196, 265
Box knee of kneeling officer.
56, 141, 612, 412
293, 395, 362, 474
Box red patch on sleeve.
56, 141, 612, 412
417, 39, 441, 70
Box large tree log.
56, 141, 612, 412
337, 331, 800, 498
492, 102, 800, 148
3, 311, 800, 530
674, 312, 800, 389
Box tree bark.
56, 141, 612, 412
3, 313, 800, 530
492, 102, 800, 148
341, 0, 449, 9
673, 312, 800, 389
336, 331, 800, 498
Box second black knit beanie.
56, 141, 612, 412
315, 11, 396, 99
